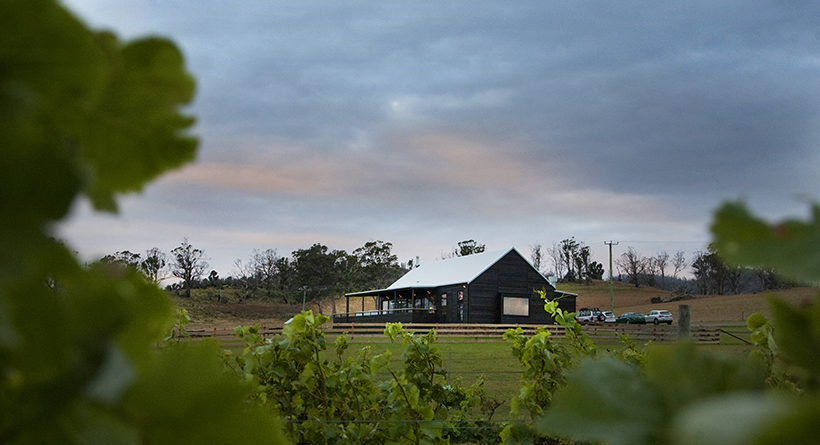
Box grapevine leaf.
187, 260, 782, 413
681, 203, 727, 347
0, 2, 287, 443
712, 201, 820, 282
768, 297, 820, 380
371, 351, 392, 373
746, 312, 768, 331
537, 357, 660, 445
500, 422, 534, 445
673, 392, 788, 445
82, 342, 136, 406
385, 322, 403, 342
416, 404, 435, 420
70, 403, 141, 445
0, 0, 100, 225
751, 397, 820, 445
122, 344, 286, 443
81, 37, 197, 210
292, 393, 304, 410
283, 313, 308, 337
644, 342, 767, 410
543, 300, 559, 314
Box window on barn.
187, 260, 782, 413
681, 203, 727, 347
503, 297, 529, 316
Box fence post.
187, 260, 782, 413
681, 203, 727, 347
678, 304, 690, 339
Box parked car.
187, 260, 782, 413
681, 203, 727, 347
602, 311, 616, 323
576, 307, 605, 323
645, 310, 673, 325
615, 312, 646, 324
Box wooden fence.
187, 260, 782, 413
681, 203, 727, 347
190, 322, 720, 344
580, 323, 720, 343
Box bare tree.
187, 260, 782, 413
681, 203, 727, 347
672, 250, 687, 279
654, 251, 669, 289
274, 256, 295, 304
615, 246, 648, 287
251, 248, 279, 298
232, 258, 256, 302
548, 242, 565, 280
171, 238, 209, 298
530, 243, 544, 275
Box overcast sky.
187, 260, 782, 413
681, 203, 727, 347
57, 0, 820, 279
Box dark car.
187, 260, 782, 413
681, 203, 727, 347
615, 312, 646, 324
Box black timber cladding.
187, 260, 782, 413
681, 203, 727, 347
337, 248, 576, 324
469, 249, 561, 324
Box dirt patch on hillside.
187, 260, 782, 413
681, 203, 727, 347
175, 296, 301, 331
617, 287, 818, 323
570, 282, 818, 323
185, 304, 290, 332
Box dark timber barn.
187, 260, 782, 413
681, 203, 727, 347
334, 247, 576, 324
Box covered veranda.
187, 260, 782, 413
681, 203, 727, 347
333, 287, 440, 324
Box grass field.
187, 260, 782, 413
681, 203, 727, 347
224, 328, 757, 413
200, 282, 812, 411
354, 335, 754, 402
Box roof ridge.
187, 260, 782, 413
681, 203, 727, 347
386, 247, 516, 289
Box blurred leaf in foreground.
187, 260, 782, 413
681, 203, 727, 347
712, 201, 820, 283
0, 1, 286, 443
537, 342, 766, 445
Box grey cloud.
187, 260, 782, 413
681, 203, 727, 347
58, 0, 820, 274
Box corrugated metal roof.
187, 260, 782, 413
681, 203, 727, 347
344, 247, 577, 298
387, 247, 516, 289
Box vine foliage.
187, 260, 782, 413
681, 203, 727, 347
229, 313, 506, 445
532, 202, 820, 445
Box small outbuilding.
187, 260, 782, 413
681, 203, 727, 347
334, 247, 576, 324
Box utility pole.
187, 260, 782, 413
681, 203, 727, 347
605, 241, 619, 312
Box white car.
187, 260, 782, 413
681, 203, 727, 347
576, 307, 605, 323
602, 311, 616, 323
645, 310, 673, 325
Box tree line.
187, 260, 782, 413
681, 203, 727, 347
100, 239, 412, 314
101, 239, 496, 308
529, 238, 795, 296
531, 238, 606, 283
102, 236, 795, 307
609, 244, 794, 295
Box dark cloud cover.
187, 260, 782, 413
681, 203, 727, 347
58, 0, 820, 277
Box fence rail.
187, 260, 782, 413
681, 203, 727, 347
190, 322, 720, 343
329, 322, 563, 338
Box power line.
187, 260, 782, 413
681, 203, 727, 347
609, 240, 707, 244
